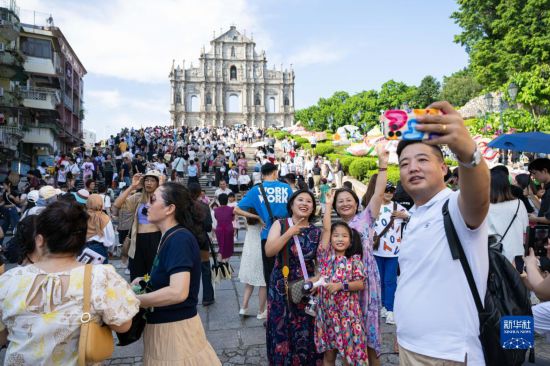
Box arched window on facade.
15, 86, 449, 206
231, 46, 235, 57
230, 65, 237, 80
284, 95, 289, 106
268, 97, 276, 113
255, 93, 261, 106
190, 95, 199, 112
228, 94, 240, 113
206, 93, 212, 105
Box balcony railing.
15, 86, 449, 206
0, 124, 23, 150
0, 0, 20, 17
20, 86, 60, 110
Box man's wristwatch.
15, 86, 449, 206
342, 282, 349, 292
455, 144, 482, 168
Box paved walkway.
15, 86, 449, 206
106, 256, 401, 365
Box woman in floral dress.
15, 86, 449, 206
265, 190, 323, 366
325, 143, 389, 366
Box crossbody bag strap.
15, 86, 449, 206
287, 218, 309, 281
78, 264, 92, 366
442, 199, 484, 313
500, 199, 521, 242
83, 264, 92, 314
259, 183, 275, 223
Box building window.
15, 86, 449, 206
231, 46, 235, 57
255, 94, 261, 106
228, 94, 240, 113
20, 37, 52, 59
230, 66, 237, 80
206, 93, 212, 105
284, 95, 289, 106
190, 95, 199, 112
268, 97, 276, 113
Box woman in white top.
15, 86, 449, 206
0, 200, 138, 366
238, 208, 267, 319
84, 194, 116, 264
487, 169, 529, 263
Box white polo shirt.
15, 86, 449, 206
395, 188, 488, 365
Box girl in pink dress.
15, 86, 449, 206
214, 193, 234, 261
314, 220, 368, 366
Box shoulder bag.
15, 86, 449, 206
78, 264, 114, 366
280, 218, 311, 304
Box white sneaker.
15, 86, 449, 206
386, 311, 395, 325
380, 307, 388, 318
257, 310, 267, 320
239, 308, 249, 316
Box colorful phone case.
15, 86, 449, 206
381, 108, 440, 140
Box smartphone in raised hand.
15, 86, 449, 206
381, 108, 441, 141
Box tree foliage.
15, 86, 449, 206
452, 0, 550, 89
441, 68, 483, 107
412, 76, 441, 107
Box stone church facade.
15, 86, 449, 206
169, 26, 295, 128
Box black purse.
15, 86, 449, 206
116, 308, 146, 346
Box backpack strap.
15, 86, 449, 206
259, 183, 275, 223
500, 199, 521, 243
442, 199, 484, 313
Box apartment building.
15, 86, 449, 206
0, 0, 86, 175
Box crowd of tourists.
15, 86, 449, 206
0, 102, 549, 365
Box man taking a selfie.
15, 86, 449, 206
394, 101, 490, 365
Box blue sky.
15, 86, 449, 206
20, 0, 469, 140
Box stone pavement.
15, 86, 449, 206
106, 255, 401, 366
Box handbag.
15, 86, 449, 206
78, 264, 114, 366
116, 309, 146, 346
373, 201, 397, 251
280, 218, 310, 304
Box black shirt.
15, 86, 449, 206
539, 189, 550, 220
147, 225, 201, 324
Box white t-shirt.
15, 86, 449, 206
154, 162, 167, 174
487, 199, 529, 262
215, 188, 233, 197
395, 188, 488, 365
99, 194, 111, 209
373, 202, 408, 258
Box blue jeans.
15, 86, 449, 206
375, 256, 398, 311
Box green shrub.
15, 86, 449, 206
293, 136, 309, 147
325, 132, 334, 141
339, 156, 356, 173
349, 158, 378, 180
366, 165, 400, 184
273, 131, 289, 140
314, 142, 335, 156
444, 157, 458, 167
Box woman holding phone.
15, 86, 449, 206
133, 182, 220, 365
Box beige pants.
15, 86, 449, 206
399, 345, 466, 366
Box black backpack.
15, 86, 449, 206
442, 200, 534, 366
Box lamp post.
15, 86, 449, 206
327, 114, 334, 132
508, 82, 518, 104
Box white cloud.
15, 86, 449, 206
86, 90, 121, 108
19, 0, 267, 83
289, 42, 346, 67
